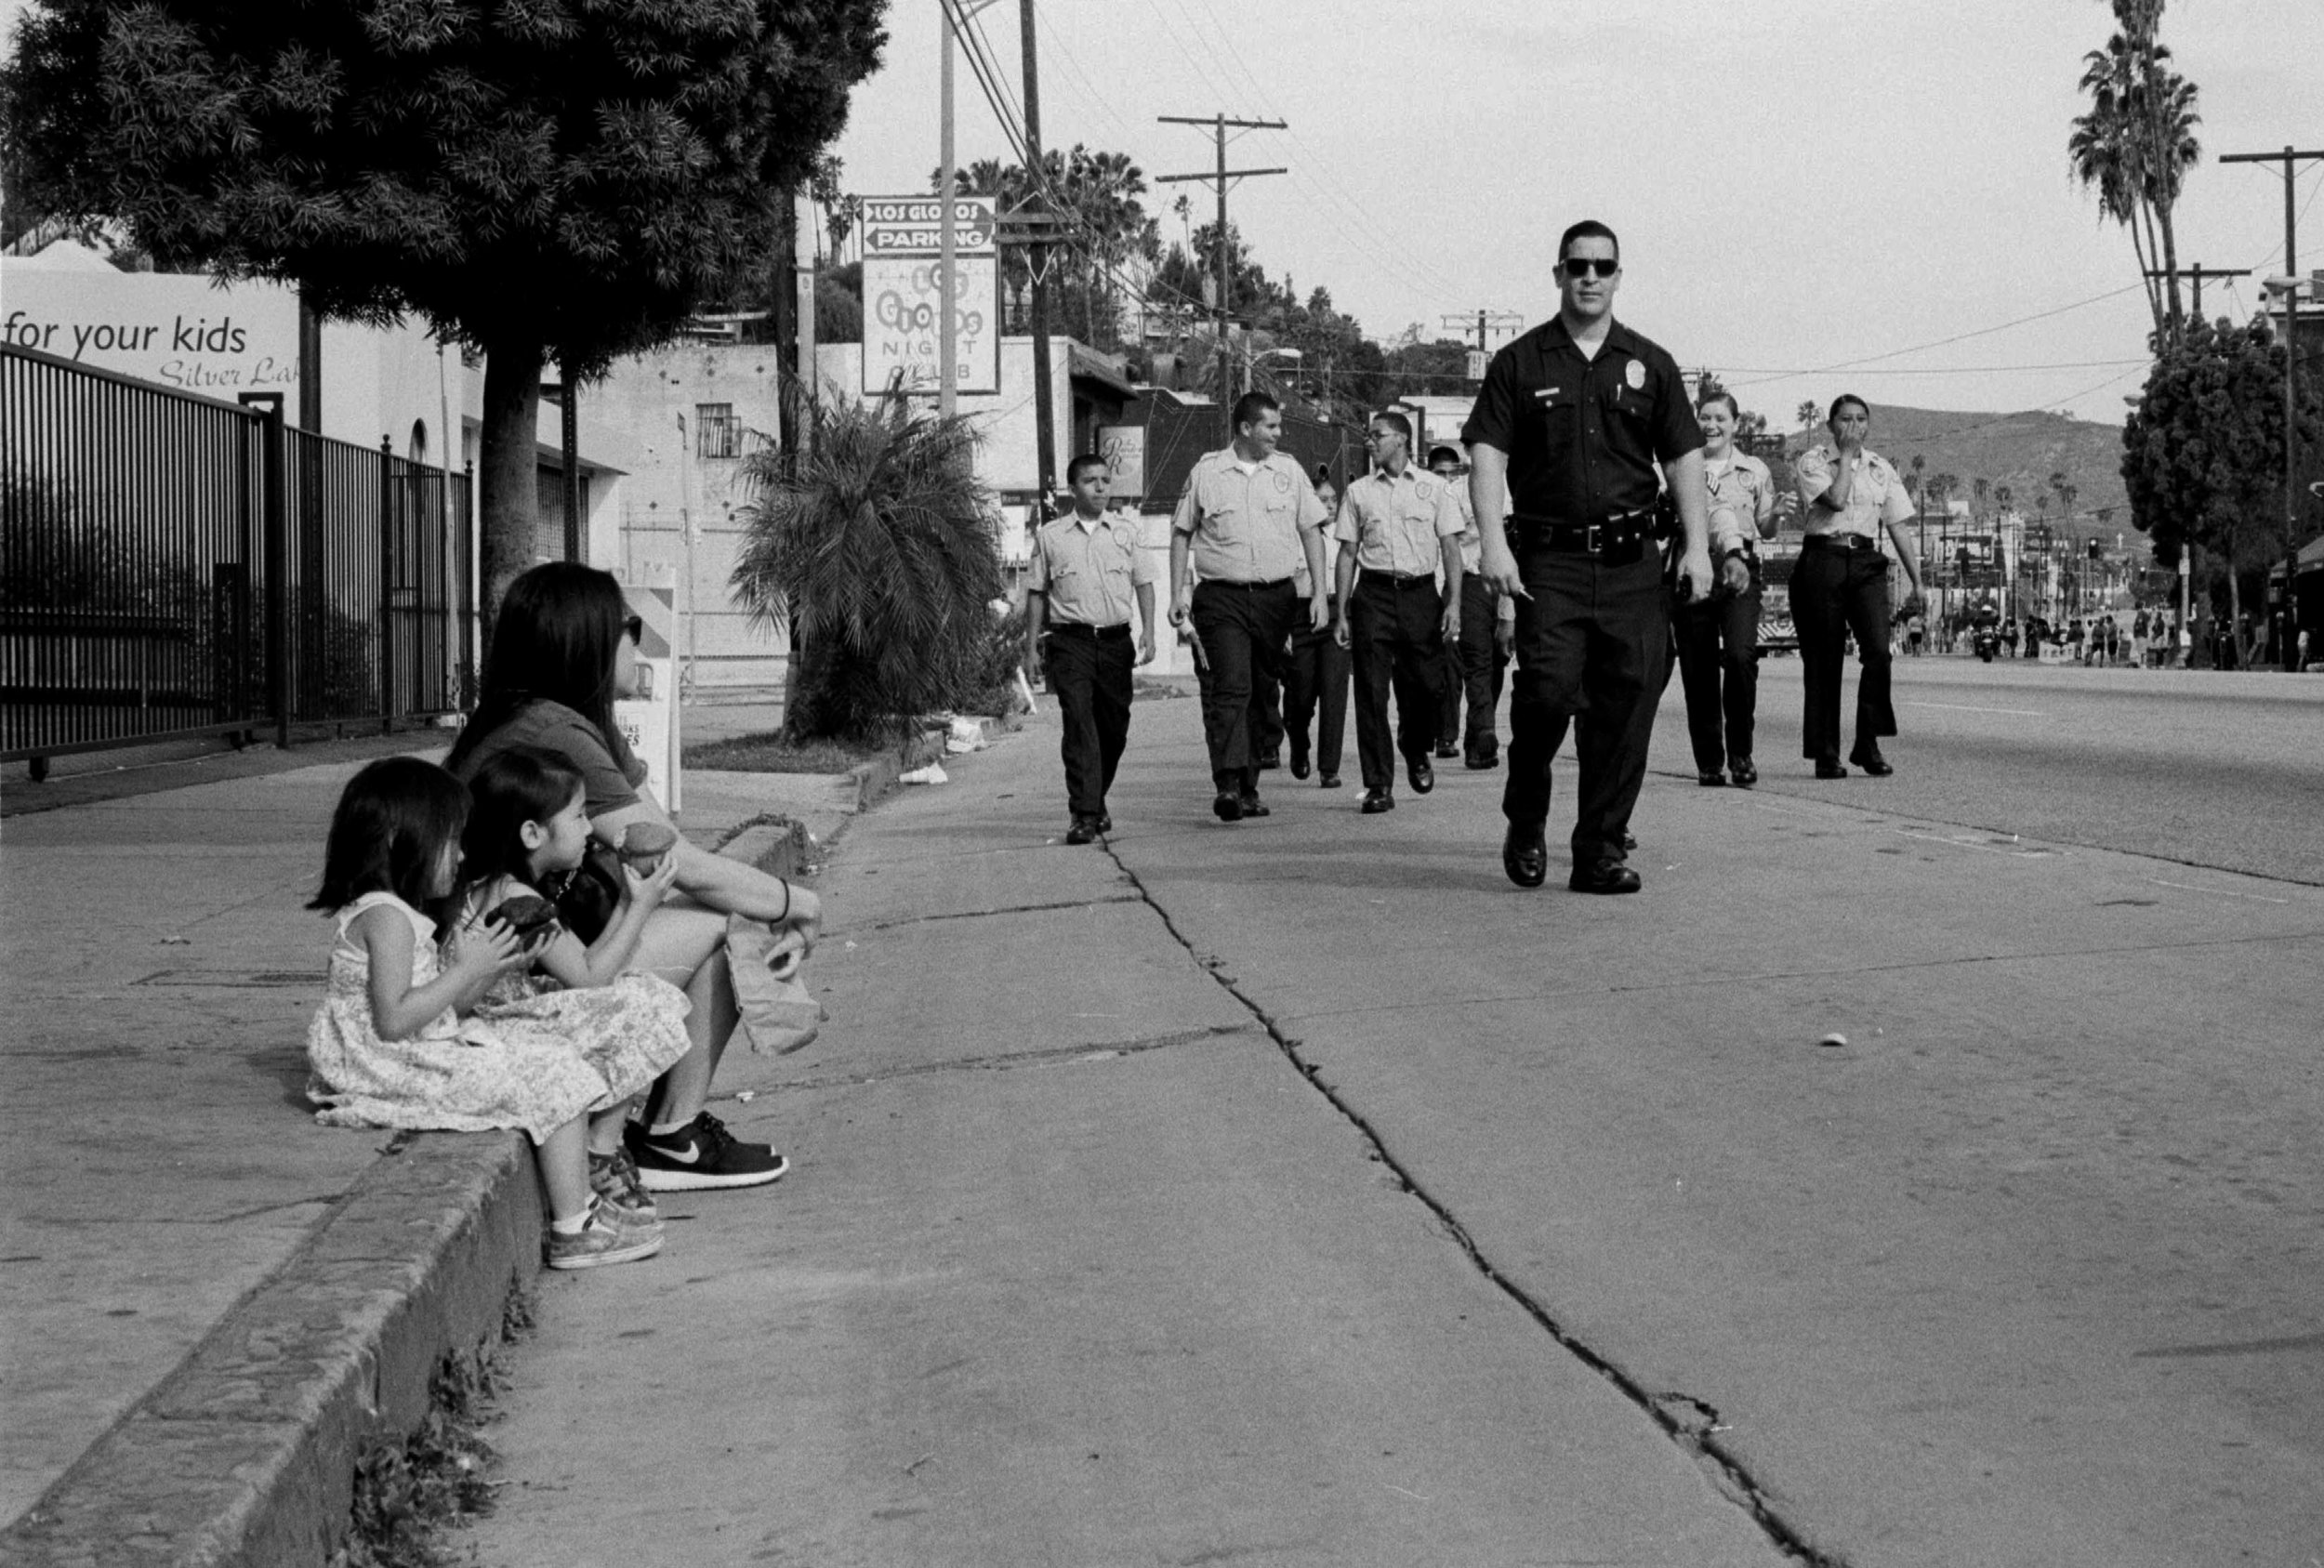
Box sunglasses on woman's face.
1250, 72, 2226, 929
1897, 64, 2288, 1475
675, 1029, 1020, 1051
622, 614, 643, 645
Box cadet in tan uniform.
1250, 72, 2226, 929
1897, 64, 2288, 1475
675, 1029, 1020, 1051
1429, 443, 1516, 769
1332, 412, 1465, 814
1676, 389, 1774, 787
1282, 472, 1351, 787
1791, 394, 1927, 778
1169, 392, 1330, 823
1026, 455, 1158, 843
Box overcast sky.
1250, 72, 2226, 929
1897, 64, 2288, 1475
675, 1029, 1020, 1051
831, 0, 2319, 429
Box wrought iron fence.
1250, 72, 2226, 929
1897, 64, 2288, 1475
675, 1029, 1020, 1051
2, 344, 473, 778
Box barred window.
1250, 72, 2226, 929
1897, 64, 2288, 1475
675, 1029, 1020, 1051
696, 403, 741, 460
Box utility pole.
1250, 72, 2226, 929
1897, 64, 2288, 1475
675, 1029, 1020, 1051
1445, 310, 1523, 386
1157, 113, 1287, 438
1018, 0, 1057, 513
2146, 263, 2250, 326
2221, 144, 2322, 670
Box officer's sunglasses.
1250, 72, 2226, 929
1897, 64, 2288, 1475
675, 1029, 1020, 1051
1560, 257, 1619, 278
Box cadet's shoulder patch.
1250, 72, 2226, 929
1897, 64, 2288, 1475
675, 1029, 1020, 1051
1271, 468, 1292, 494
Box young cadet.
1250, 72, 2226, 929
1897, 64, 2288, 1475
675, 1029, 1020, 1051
1790, 394, 1927, 778
1282, 473, 1351, 787
1332, 412, 1465, 815
1169, 392, 1331, 824
1025, 455, 1158, 844
1428, 443, 1517, 770
1676, 389, 1774, 787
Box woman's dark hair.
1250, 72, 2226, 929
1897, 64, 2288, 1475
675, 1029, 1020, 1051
445, 562, 627, 774
459, 745, 587, 893
1697, 389, 1740, 420
1828, 393, 1870, 425
310, 758, 470, 913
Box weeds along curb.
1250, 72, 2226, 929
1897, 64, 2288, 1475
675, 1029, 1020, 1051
0, 1132, 542, 1568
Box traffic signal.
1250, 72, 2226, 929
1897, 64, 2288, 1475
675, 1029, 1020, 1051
2087, 539, 2104, 560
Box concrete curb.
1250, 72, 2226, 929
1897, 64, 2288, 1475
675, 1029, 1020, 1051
0, 823, 814, 1566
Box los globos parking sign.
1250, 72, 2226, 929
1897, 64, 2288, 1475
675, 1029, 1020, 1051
858, 195, 999, 398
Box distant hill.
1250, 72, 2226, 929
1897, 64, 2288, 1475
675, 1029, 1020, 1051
1778, 403, 2133, 538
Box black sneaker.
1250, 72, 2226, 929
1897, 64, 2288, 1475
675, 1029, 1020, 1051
627, 1112, 789, 1192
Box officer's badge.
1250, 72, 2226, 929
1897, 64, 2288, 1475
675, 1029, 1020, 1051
1624, 359, 1645, 390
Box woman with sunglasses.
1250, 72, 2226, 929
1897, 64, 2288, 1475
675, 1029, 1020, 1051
445, 562, 818, 1194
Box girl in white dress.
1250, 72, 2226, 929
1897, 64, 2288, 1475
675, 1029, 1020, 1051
306, 757, 669, 1271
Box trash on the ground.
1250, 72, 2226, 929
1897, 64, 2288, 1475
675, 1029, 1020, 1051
901, 762, 948, 785
1819, 1032, 1849, 1048
734, 1089, 757, 1103
944, 716, 987, 755
843, 940, 857, 950
159, 935, 190, 945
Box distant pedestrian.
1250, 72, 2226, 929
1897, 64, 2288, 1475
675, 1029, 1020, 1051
1026, 455, 1159, 845
1675, 389, 1773, 788
1791, 395, 1927, 778
1169, 392, 1331, 823
1465, 218, 1715, 892
1332, 412, 1465, 815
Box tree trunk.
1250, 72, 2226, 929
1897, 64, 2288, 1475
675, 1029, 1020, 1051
2153, 196, 2184, 336
2225, 556, 2245, 667
478, 335, 546, 652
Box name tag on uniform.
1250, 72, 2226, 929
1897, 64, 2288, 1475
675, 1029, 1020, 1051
1534, 387, 1561, 401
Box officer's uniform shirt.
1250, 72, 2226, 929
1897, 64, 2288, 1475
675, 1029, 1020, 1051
1793, 445, 1913, 540
1030, 509, 1156, 626
1703, 452, 1774, 557
1334, 466, 1465, 575
1171, 448, 1328, 584
1460, 317, 1702, 520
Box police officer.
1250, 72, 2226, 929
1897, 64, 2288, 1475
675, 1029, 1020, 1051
1466, 220, 1713, 892
1790, 394, 1927, 778
1427, 442, 1515, 769
1332, 412, 1464, 814
1675, 389, 1773, 787
1282, 472, 1351, 787
1169, 392, 1331, 823
1025, 455, 1158, 844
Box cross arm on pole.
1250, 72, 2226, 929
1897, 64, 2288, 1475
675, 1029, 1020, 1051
1155, 168, 1288, 183
1157, 115, 1288, 130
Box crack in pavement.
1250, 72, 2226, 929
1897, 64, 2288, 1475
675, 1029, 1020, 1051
1101, 839, 1846, 1568
744, 1024, 1260, 1095
834, 893, 1146, 936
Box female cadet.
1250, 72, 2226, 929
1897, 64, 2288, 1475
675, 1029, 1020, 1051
1790, 395, 1927, 778
1675, 390, 1773, 787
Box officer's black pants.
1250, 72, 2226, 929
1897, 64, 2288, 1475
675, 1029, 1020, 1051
1502, 545, 1668, 865
1042, 624, 1133, 818
1348, 573, 1444, 792
1792, 543, 1895, 760
1446, 575, 1508, 758
1281, 603, 1349, 779
1675, 581, 1761, 772
1190, 578, 1296, 794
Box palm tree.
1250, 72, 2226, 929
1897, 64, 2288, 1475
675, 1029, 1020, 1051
1974, 476, 1991, 520
731, 391, 1005, 742
2069, 2, 2202, 336
1797, 400, 1820, 434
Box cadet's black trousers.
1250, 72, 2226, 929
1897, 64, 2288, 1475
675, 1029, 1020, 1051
1675, 580, 1761, 773
1791, 539, 1895, 760
1348, 572, 1445, 793
1281, 602, 1349, 780
1042, 622, 1133, 818
1445, 576, 1509, 759
1502, 543, 1668, 865
1190, 578, 1296, 794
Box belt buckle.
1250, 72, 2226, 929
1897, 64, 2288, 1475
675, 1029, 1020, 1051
1585, 523, 1602, 555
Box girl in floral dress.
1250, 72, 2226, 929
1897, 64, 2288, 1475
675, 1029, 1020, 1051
455, 744, 694, 1229
306, 757, 680, 1271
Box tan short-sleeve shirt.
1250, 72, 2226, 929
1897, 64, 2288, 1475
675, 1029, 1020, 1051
1794, 444, 1913, 539
1334, 467, 1465, 577
1030, 512, 1156, 627
1171, 448, 1327, 584
1704, 452, 1775, 555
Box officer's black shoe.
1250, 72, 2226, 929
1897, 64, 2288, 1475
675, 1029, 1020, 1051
1096, 812, 1113, 834
1698, 769, 1727, 787
1814, 756, 1849, 780
1729, 758, 1758, 788
1848, 743, 1894, 776
1502, 821, 1549, 889
1361, 788, 1395, 814
1407, 757, 1434, 794
1434, 741, 1460, 759
1213, 791, 1245, 823
1318, 773, 1342, 789
1464, 748, 1499, 771
1289, 741, 1311, 780
1257, 750, 1281, 771
1064, 817, 1098, 846
1238, 791, 1271, 819
1569, 858, 1643, 895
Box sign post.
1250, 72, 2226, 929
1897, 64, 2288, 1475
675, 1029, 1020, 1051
614, 566, 682, 812
858, 195, 999, 398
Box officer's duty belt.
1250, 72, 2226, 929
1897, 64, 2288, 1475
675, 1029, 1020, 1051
1358, 568, 1436, 588
1509, 514, 1650, 561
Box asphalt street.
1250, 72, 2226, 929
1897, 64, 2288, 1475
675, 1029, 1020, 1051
466, 663, 2321, 1568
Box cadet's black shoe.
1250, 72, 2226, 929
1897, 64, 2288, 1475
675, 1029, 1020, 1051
1434, 741, 1460, 759
1257, 750, 1281, 771
1569, 858, 1643, 895
1064, 817, 1098, 846
1213, 791, 1245, 822
1621, 830, 1638, 852
1698, 769, 1727, 787
1289, 741, 1311, 780
1729, 758, 1758, 788
1502, 821, 1549, 889
1318, 773, 1342, 789
1814, 756, 1849, 780
1848, 743, 1894, 776
1464, 748, 1499, 771
1237, 791, 1271, 819
1361, 788, 1395, 814
1096, 812, 1113, 833
1407, 757, 1434, 794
